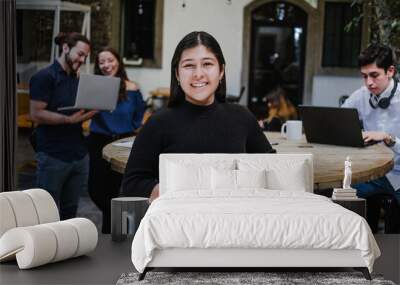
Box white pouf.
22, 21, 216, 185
0, 189, 98, 269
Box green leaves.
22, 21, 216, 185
346, 0, 399, 52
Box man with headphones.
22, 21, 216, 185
342, 43, 399, 232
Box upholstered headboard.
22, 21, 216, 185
159, 154, 314, 194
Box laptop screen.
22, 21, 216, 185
298, 106, 366, 147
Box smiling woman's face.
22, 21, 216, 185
97, 51, 119, 77
176, 45, 224, 106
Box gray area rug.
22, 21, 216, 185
116, 271, 395, 285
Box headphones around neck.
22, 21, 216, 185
369, 79, 398, 109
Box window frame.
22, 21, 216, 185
316, 0, 370, 76
116, 0, 164, 69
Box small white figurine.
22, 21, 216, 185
343, 156, 352, 189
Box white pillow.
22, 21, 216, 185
166, 162, 211, 191
165, 159, 235, 192
211, 168, 236, 190
211, 169, 268, 190
236, 169, 267, 189
265, 161, 307, 191
237, 158, 309, 192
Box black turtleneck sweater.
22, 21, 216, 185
122, 99, 275, 197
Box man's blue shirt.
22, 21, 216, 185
30, 61, 87, 162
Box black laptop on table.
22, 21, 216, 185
298, 106, 379, 147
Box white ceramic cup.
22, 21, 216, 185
281, 120, 303, 141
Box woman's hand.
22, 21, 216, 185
149, 184, 160, 203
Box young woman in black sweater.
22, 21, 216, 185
122, 31, 275, 202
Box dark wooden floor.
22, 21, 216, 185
0, 235, 398, 285
374, 234, 400, 284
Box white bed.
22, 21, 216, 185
130, 154, 380, 280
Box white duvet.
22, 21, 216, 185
131, 190, 380, 273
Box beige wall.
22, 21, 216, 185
312, 75, 363, 107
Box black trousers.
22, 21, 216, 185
87, 132, 126, 233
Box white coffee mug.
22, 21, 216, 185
281, 120, 303, 141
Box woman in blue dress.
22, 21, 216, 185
88, 47, 145, 233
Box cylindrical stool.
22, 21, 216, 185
111, 197, 149, 242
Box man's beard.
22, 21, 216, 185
65, 52, 79, 76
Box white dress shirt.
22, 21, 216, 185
342, 78, 400, 190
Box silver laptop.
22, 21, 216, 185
58, 74, 121, 111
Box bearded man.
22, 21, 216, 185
30, 32, 97, 219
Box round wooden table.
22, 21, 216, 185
103, 132, 394, 190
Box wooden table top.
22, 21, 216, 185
103, 132, 394, 190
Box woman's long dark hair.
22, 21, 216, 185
94, 47, 129, 101
168, 31, 227, 107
